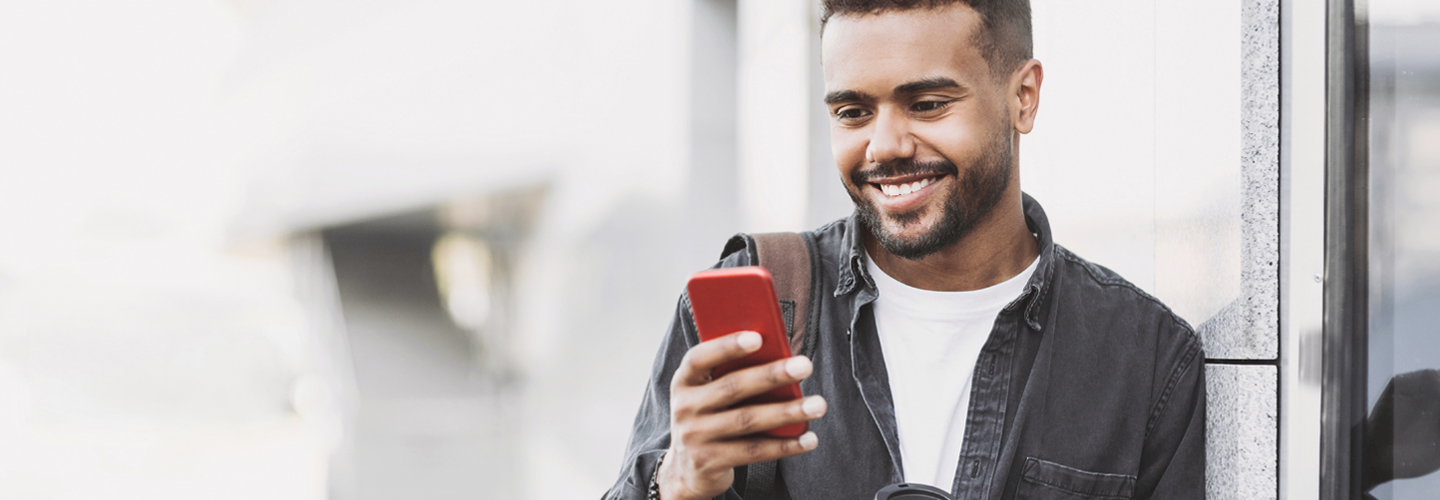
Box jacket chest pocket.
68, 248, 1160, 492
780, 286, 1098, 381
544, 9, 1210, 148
1015, 457, 1135, 500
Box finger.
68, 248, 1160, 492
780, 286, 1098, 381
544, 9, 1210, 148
692, 395, 827, 440
674, 331, 764, 387
706, 432, 820, 469
694, 355, 812, 411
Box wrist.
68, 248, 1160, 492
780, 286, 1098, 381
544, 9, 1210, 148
653, 451, 702, 500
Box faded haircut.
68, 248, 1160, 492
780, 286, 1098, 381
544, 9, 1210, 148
821, 0, 1033, 79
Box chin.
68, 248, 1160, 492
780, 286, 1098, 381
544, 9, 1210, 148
868, 208, 955, 260
878, 216, 936, 244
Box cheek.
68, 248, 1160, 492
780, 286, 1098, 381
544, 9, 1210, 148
913, 119, 987, 162
830, 126, 868, 178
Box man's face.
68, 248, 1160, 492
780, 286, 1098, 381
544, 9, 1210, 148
822, 5, 1016, 260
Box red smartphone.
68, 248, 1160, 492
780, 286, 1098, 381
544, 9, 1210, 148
686, 266, 807, 438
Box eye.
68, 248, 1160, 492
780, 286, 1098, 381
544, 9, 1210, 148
912, 100, 952, 113
834, 107, 871, 124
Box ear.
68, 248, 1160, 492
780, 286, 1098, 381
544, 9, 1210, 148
1011, 59, 1043, 134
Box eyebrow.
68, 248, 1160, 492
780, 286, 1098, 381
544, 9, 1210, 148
894, 77, 962, 95
824, 89, 872, 105
824, 77, 964, 105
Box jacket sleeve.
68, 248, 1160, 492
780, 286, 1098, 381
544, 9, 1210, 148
603, 254, 750, 500
1134, 327, 1207, 500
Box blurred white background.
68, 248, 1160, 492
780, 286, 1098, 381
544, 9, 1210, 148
0, 0, 1432, 499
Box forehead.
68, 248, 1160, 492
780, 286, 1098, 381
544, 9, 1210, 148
821, 5, 990, 93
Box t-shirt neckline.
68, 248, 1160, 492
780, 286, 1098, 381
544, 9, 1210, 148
865, 250, 1039, 317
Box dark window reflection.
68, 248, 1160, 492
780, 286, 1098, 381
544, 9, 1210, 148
1365, 9, 1440, 500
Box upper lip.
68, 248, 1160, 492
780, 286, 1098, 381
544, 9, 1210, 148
866, 172, 946, 186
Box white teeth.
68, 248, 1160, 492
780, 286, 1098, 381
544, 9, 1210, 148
878, 177, 938, 197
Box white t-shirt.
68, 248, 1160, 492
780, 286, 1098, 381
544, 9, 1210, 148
866, 252, 1038, 492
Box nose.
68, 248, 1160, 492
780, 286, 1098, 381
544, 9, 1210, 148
865, 108, 915, 165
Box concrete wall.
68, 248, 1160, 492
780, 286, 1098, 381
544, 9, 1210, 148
1207, 1, 1282, 498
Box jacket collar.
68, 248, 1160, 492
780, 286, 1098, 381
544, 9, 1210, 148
835, 192, 1057, 331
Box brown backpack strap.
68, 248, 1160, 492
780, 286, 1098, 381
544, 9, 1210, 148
750, 233, 812, 356
722, 232, 817, 499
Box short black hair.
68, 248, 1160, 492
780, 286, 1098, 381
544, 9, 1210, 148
821, 0, 1033, 78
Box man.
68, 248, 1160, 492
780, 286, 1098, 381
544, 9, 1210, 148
605, 1, 1206, 498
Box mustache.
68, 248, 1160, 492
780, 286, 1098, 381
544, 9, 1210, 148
851, 158, 959, 185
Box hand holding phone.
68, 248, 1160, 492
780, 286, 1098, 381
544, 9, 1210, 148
657, 267, 827, 500
687, 266, 809, 436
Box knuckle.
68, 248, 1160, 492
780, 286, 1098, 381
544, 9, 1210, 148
689, 448, 716, 471
731, 409, 757, 433
675, 422, 708, 448
670, 368, 692, 392
671, 394, 695, 416
773, 439, 792, 456
717, 375, 743, 401
672, 422, 693, 442
770, 361, 792, 384
744, 439, 767, 460
678, 350, 699, 372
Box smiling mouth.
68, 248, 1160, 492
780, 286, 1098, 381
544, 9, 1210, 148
872, 175, 941, 197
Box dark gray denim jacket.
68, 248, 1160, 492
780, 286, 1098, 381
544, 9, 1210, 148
605, 194, 1206, 500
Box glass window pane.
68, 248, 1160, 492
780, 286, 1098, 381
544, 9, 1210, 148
1364, 2, 1440, 499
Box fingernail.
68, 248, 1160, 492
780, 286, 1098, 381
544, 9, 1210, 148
798, 431, 818, 450
784, 356, 812, 378
802, 396, 827, 417
737, 331, 762, 351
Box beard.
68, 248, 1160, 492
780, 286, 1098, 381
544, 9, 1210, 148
848, 124, 1013, 261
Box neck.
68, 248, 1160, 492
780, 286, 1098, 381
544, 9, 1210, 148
864, 190, 1038, 292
